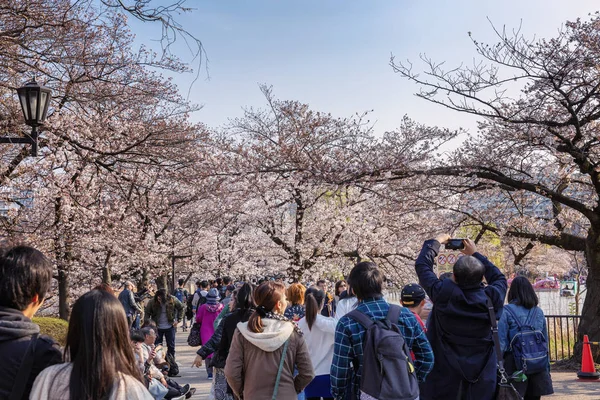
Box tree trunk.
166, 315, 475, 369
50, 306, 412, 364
577, 229, 600, 361
102, 251, 112, 284
58, 266, 70, 320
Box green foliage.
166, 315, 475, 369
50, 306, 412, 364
455, 224, 506, 269
32, 317, 68, 347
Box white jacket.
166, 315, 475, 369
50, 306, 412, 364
297, 314, 336, 376
335, 296, 358, 319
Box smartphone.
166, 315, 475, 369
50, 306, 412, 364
445, 239, 465, 250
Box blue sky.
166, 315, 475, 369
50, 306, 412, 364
129, 1, 598, 136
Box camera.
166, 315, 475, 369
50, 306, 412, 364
445, 239, 465, 250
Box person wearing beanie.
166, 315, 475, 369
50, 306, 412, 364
196, 288, 223, 379
401, 283, 427, 330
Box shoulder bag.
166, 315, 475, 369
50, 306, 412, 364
486, 297, 523, 400
187, 322, 201, 347
271, 339, 290, 400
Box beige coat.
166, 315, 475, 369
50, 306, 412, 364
225, 319, 315, 399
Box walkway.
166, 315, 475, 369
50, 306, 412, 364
171, 329, 600, 399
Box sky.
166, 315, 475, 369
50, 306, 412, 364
128, 0, 599, 137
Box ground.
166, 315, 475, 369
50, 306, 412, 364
171, 329, 600, 399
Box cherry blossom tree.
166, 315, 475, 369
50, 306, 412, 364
390, 14, 600, 359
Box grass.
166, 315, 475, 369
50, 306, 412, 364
32, 316, 68, 347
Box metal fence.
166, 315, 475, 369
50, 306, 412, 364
545, 314, 581, 361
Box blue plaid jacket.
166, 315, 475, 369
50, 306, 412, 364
330, 298, 434, 400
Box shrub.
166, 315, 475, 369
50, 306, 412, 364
32, 317, 68, 347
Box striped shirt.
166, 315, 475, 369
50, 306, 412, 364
330, 298, 434, 400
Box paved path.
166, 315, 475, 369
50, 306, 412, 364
170, 329, 600, 399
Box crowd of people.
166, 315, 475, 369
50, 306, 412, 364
0, 234, 555, 400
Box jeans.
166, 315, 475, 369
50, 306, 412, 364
205, 357, 213, 377
155, 326, 176, 360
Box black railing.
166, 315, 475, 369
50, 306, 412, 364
545, 314, 581, 361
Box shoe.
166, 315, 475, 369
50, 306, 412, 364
180, 384, 190, 396
185, 388, 196, 399
207, 373, 213, 380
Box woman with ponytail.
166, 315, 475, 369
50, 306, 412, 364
225, 281, 314, 399
297, 287, 336, 400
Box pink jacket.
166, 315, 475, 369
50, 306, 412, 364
196, 303, 223, 358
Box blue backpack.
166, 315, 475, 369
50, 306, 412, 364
504, 305, 548, 374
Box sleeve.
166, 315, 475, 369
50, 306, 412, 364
539, 308, 551, 371
294, 333, 315, 393
475, 252, 507, 312
224, 329, 245, 398
192, 292, 200, 308
321, 316, 338, 333
404, 313, 434, 382
498, 306, 510, 354
174, 297, 184, 321
330, 319, 354, 400
415, 240, 444, 302
198, 316, 225, 359
130, 291, 142, 313
144, 301, 153, 324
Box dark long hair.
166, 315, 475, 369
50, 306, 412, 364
235, 283, 255, 311
65, 289, 143, 399
507, 276, 539, 309
304, 287, 325, 331
335, 280, 346, 296
248, 281, 285, 333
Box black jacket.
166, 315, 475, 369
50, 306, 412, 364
415, 240, 507, 400
197, 308, 253, 369
0, 307, 62, 400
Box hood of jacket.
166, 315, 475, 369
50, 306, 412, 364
237, 318, 294, 352
0, 306, 39, 342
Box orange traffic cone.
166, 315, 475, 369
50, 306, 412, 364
577, 335, 600, 380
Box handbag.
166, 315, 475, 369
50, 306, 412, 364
148, 377, 169, 400
187, 322, 201, 347
272, 339, 290, 400
486, 297, 523, 400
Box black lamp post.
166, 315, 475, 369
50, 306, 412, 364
171, 253, 192, 293
0, 79, 52, 157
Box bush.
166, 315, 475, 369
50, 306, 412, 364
32, 317, 68, 347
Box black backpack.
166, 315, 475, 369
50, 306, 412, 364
348, 305, 419, 400
165, 352, 180, 377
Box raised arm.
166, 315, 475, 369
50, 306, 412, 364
415, 235, 449, 302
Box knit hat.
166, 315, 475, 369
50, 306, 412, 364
401, 283, 426, 306
206, 288, 220, 304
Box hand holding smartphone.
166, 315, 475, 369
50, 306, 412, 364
445, 239, 465, 250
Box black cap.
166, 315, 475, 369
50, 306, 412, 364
401, 283, 426, 306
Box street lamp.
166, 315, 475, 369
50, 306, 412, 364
0, 79, 52, 157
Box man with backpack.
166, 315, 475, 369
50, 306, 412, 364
191, 280, 209, 314
415, 235, 507, 400
173, 278, 189, 331
331, 262, 433, 400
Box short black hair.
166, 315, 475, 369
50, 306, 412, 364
453, 256, 485, 286
317, 279, 326, 285
507, 276, 538, 309
216, 278, 223, 285
178, 278, 185, 286
200, 280, 209, 289
0, 246, 53, 311
348, 262, 383, 300
223, 276, 232, 285
130, 330, 145, 342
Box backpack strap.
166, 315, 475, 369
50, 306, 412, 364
503, 304, 523, 330
347, 309, 375, 329
386, 304, 402, 327
10, 333, 38, 400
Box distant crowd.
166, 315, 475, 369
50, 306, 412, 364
0, 234, 553, 400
